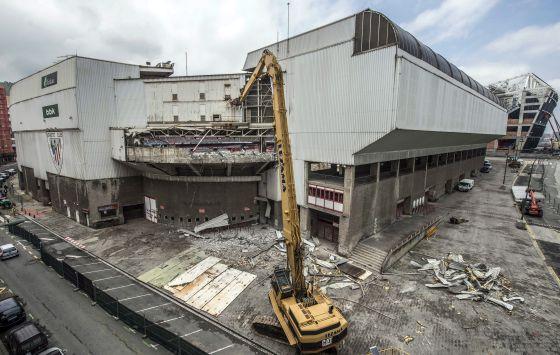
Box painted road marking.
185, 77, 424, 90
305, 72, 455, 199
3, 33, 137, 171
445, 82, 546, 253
209, 344, 234, 354
180, 329, 202, 338
137, 302, 171, 313
81, 268, 112, 275
120, 293, 152, 302
143, 340, 159, 349
153, 315, 184, 325
92, 275, 124, 282
102, 284, 135, 292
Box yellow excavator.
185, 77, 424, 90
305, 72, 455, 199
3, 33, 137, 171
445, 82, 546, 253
233, 50, 348, 353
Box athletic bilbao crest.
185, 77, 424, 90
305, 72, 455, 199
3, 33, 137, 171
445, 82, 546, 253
46, 131, 63, 173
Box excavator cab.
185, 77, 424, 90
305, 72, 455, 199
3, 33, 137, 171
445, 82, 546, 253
271, 266, 293, 299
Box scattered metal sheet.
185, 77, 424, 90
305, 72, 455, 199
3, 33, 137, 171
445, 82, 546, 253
339, 262, 371, 280
194, 213, 229, 233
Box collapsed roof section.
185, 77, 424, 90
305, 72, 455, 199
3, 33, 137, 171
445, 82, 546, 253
353, 10, 499, 104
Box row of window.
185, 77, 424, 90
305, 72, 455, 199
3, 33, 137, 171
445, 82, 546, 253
159, 213, 254, 224
170, 83, 232, 102
308, 186, 344, 203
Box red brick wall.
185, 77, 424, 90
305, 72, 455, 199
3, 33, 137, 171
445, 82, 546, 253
0, 87, 14, 156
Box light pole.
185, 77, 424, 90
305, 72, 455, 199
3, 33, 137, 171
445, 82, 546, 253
502, 152, 509, 186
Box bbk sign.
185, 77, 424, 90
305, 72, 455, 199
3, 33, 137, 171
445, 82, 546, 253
41, 72, 57, 89
42, 104, 59, 119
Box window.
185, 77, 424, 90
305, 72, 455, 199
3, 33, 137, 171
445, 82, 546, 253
523, 112, 536, 119
240, 216, 245, 221
179, 217, 183, 222
524, 105, 539, 111
525, 97, 539, 103
200, 115, 206, 121
199, 104, 206, 121
205, 216, 209, 221
224, 94, 231, 100
199, 92, 206, 100
195, 217, 200, 222
232, 216, 237, 221
172, 105, 178, 121
213, 114, 221, 121
187, 218, 192, 223
172, 93, 178, 101
224, 83, 231, 88
521, 126, 530, 132
506, 126, 517, 132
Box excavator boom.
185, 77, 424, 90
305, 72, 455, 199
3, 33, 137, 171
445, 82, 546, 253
235, 50, 347, 354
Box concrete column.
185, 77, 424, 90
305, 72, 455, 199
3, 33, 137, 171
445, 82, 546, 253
300, 206, 311, 239
338, 166, 355, 257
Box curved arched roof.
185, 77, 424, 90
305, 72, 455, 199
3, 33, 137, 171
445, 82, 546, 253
354, 10, 499, 104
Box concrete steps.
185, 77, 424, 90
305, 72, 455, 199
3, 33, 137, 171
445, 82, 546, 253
349, 244, 388, 274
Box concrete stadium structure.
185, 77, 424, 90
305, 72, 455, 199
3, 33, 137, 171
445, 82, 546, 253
10, 9, 506, 255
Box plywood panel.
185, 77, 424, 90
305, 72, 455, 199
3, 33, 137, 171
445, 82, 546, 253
168, 256, 221, 287
187, 268, 242, 309
202, 272, 257, 316
174, 263, 229, 302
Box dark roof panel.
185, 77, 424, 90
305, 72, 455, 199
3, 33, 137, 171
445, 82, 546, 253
354, 10, 499, 104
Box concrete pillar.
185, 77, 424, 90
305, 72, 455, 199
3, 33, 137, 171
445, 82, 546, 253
300, 206, 311, 239
337, 166, 355, 257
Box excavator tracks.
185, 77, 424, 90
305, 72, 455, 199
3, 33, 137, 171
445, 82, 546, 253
252, 315, 289, 343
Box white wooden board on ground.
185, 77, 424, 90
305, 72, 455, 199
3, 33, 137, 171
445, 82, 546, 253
202, 271, 257, 316
174, 263, 229, 302
188, 268, 242, 309
163, 257, 256, 316
168, 256, 220, 287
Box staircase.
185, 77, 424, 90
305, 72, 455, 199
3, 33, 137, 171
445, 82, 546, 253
349, 244, 388, 274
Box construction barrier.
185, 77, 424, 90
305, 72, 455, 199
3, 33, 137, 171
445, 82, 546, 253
12, 221, 208, 355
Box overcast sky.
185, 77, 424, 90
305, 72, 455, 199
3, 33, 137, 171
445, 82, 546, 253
1, 0, 559, 92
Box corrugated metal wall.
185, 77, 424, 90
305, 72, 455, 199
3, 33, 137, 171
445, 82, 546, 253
10, 89, 79, 132
115, 80, 147, 127
282, 43, 398, 166
10, 57, 77, 105
143, 77, 243, 123
396, 53, 506, 136
76, 57, 140, 180
15, 130, 85, 180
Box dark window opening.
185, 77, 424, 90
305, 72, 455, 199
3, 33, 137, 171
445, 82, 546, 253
205, 216, 209, 221
173, 115, 179, 122
195, 217, 200, 222
521, 126, 530, 132
172, 93, 178, 101
506, 126, 518, 132
428, 155, 438, 168
524, 105, 540, 111
200, 115, 206, 121
188, 218, 192, 223
523, 112, 536, 119
399, 158, 413, 175
240, 216, 245, 221
525, 97, 539, 103
212, 114, 221, 121
379, 161, 397, 179
179, 217, 183, 222
171, 216, 175, 221
414, 157, 427, 170
438, 154, 447, 166
224, 94, 231, 100
232, 216, 237, 221
199, 92, 206, 100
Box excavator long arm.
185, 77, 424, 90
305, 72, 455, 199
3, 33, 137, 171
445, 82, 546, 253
235, 50, 306, 298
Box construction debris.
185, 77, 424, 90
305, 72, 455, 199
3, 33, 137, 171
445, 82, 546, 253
412, 253, 522, 311
449, 216, 469, 224
194, 213, 229, 233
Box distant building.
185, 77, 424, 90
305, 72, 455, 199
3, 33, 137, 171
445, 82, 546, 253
488, 73, 558, 152
0, 86, 15, 163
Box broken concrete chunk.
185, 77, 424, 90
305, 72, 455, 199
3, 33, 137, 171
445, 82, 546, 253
425, 283, 449, 288
410, 260, 422, 268
503, 296, 524, 303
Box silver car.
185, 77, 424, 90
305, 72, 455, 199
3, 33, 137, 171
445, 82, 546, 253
0, 244, 19, 260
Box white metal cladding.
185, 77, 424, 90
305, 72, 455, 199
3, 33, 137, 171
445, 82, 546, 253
14, 130, 85, 180
110, 129, 126, 160
10, 57, 77, 105
243, 15, 355, 70
258, 166, 281, 202
75, 57, 140, 179
282, 43, 398, 165
9, 88, 79, 132
143, 76, 243, 123
115, 80, 147, 127
396, 54, 506, 135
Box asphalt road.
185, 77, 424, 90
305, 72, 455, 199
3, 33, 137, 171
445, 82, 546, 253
0, 227, 167, 355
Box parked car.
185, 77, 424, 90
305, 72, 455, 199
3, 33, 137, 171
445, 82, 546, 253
0, 297, 26, 330
4, 322, 48, 355
457, 179, 475, 192
0, 244, 19, 260
38, 347, 64, 355
480, 165, 491, 173
0, 199, 13, 209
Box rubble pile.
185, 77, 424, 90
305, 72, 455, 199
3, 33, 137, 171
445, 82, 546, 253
414, 253, 523, 311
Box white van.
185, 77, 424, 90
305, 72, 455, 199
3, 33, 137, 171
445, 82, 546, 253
457, 179, 474, 192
